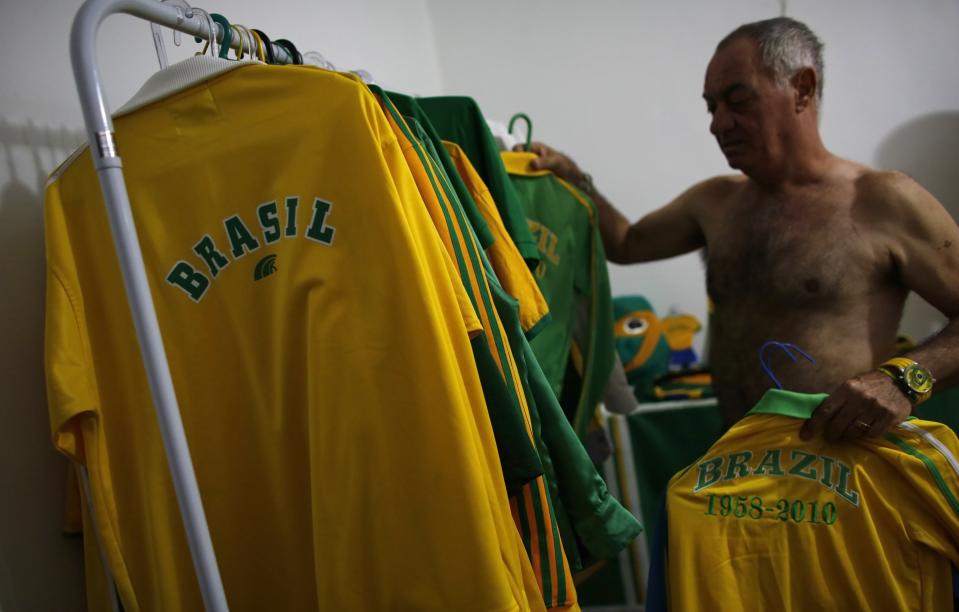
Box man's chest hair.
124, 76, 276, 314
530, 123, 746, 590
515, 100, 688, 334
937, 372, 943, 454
704, 193, 885, 307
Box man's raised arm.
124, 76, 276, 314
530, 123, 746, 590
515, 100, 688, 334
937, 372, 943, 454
523, 142, 707, 264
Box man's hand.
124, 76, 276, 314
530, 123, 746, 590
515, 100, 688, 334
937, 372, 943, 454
799, 372, 912, 443
514, 142, 585, 184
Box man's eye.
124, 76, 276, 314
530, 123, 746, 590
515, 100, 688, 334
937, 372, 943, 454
729, 97, 750, 108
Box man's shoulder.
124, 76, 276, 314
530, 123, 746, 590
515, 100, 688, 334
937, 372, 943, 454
851, 166, 944, 230
853, 166, 920, 202
697, 174, 748, 194
682, 174, 747, 209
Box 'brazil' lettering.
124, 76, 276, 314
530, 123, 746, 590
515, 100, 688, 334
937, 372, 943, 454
528, 220, 559, 279
693, 448, 861, 506
166, 196, 335, 302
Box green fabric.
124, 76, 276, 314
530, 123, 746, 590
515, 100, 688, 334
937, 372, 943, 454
385, 90, 640, 575
370, 86, 543, 495
746, 389, 829, 419
472, 336, 546, 494
385, 91, 494, 251
885, 432, 959, 516
378, 92, 565, 603
508, 171, 615, 439
484, 239, 642, 570
525, 337, 643, 565
417, 96, 540, 267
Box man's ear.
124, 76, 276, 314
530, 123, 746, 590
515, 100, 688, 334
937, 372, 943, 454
793, 67, 818, 112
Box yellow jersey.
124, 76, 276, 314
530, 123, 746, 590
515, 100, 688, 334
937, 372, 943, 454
46, 57, 535, 611
666, 389, 959, 611
444, 141, 551, 338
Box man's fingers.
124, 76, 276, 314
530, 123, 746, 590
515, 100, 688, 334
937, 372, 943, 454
823, 402, 861, 443
862, 413, 892, 439
800, 397, 840, 440
838, 413, 876, 442
519, 142, 550, 156
528, 142, 550, 156
531, 154, 562, 171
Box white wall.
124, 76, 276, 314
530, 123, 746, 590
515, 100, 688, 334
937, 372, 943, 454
0, 2, 444, 610
428, 0, 959, 352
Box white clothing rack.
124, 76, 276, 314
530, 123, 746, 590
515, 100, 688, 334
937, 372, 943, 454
69, 1, 303, 609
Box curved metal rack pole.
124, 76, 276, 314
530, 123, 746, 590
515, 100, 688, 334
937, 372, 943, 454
70, 1, 296, 609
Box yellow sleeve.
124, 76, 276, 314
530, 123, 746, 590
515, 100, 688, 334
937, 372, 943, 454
374, 99, 484, 339
443, 141, 551, 336
44, 180, 97, 464
885, 419, 959, 565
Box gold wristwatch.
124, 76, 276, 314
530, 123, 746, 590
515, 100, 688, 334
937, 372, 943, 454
877, 357, 935, 405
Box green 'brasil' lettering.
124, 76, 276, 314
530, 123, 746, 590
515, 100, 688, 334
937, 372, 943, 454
788, 450, 819, 481
284, 196, 299, 237
257, 201, 281, 244
193, 234, 229, 278
169, 195, 336, 302
166, 261, 210, 302
753, 448, 785, 476
305, 198, 336, 245
224, 215, 260, 258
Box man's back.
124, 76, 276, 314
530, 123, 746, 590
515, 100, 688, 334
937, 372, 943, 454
666, 389, 959, 611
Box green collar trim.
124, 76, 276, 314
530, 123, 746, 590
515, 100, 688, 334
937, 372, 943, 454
746, 389, 829, 420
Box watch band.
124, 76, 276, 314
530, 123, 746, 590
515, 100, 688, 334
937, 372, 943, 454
878, 357, 934, 405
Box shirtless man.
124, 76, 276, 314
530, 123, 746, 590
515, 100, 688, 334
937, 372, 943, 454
526, 17, 959, 442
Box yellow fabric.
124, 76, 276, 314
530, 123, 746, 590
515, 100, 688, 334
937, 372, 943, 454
443, 141, 550, 335
501, 151, 551, 177
377, 103, 576, 610
46, 63, 533, 611
430, 152, 579, 611
667, 390, 959, 611
376, 94, 546, 612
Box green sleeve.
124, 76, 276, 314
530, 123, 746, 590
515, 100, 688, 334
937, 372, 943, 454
418, 96, 540, 267
385, 92, 494, 250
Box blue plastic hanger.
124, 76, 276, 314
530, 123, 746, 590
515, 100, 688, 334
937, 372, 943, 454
759, 340, 816, 390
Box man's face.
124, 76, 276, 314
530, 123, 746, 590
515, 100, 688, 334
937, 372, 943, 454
703, 37, 794, 175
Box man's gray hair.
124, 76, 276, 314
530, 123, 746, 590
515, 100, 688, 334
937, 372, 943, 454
718, 17, 825, 103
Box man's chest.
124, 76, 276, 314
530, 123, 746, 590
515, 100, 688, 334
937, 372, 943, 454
703, 196, 884, 307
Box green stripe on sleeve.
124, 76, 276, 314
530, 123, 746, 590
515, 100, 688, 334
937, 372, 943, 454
885, 433, 959, 517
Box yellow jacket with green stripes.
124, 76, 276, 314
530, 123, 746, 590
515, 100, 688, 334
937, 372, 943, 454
667, 389, 959, 611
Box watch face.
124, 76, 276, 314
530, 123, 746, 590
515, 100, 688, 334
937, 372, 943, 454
904, 364, 934, 394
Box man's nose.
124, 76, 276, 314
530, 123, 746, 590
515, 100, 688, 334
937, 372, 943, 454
710, 106, 733, 136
